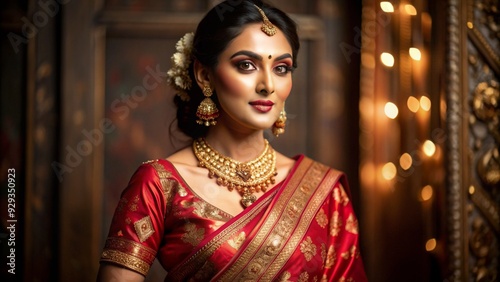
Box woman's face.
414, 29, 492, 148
210, 23, 294, 133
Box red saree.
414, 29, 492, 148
100, 155, 367, 281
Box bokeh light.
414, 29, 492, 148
384, 102, 399, 119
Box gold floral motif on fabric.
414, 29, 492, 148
345, 213, 359, 234
316, 208, 328, 228
300, 236, 317, 261
298, 271, 309, 282
333, 184, 349, 206
320, 243, 327, 262
128, 195, 139, 212
116, 197, 128, 213
125, 217, 132, 225
341, 245, 360, 260
177, 185, 187, 197
228, 232, 246, 250
324, 245, 336, 268
278, 271, 292, 282
176, 201, 190, 218
193, 201, 229, 221
128, 203, 138, 211
182, 200, 231, 222
133, 216, 155, 243
181, 222, 205, 246
330, 211, 342, 236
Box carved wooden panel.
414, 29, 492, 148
359, 0, 499, 280
446, 0, 499, 280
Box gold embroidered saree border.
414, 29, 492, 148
262, 168, 341, 280
150, 161, 175, 213
215, 158, 316, 280
157, 159, 234, 222
101, 250, 150, 276
166, 188, 276, 281
100, 237, 157, 276
217, 158, 337, 281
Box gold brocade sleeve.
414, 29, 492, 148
100, 160, 175, 276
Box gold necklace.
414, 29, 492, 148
192, 138, 277, 208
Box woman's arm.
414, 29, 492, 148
97, 264, 145, 282
98, 162, 170, 280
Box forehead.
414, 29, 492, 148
222, 23, 292, 56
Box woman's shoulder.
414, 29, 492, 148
295, 154, 344, 172
132, 152, 188, 183
132, 145, 195, 178
126, 159, 176, 189
165, 145, 198, 166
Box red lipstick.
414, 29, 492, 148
249, 100, 274, 113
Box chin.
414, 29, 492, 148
236, 119, 273, 131
254, 122, 276, 131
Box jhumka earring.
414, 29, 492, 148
196, 85, 219, 126
272, 105, 287, 137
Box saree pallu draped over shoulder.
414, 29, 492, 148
167, 156, 367, 282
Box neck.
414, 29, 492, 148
203, 125, 267, 162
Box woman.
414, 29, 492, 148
97, 0, 367, 281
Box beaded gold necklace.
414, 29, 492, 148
192, 138, 277, 208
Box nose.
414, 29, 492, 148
257, 70, 275, 95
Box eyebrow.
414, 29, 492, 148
230, 50, 292, 62
274, 53, 292, 61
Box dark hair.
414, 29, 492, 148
173, 0, 300, 139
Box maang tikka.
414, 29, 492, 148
272, 104, 287, 137
253, 4, 277, 36
196, 85, 219, 126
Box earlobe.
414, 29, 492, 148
193, 60, 211, 88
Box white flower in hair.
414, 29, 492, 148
167, 32, 195, 101
173, 53, 187, 68
176, 32, 194, 51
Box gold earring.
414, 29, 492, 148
272, 105, 287, 137
196, 85, 219, 126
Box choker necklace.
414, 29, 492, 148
193, 138, 277, 208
